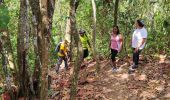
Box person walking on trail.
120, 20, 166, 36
79, 29, 91, 61
109, 25, 123, 72
129, 19, 148, 73
55, 39, 69, 73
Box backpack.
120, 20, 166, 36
55, 42, 62, 53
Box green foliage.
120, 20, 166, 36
0, 5, 10, 29
73, 0, 170, 56
0, 87, 4, 95
0, 0, 169, 78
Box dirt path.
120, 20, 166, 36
48, 57, 170, 100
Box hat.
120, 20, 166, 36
139, 20, 145, 25
79, 29, 85, 34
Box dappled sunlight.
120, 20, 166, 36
116, 67, 123, 72
107, 69, 113, 73
120, 73, 129, 80
140, 91, 156, 99
119, 62, 128, 68
109, 74, 115, 78
102, 87, 113, 93
47, 57, 170, 99
159, 54, 167, 63
136, 74, 147, 81
103, 78, 109, 82
155, 85, 164, 92
87, 62, 96, 68
164, 93, 170, 98
149, 80, 160, 84
8, 54, 14, 69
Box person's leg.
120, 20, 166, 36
129, 49, 142, 73
129, 48, 137, 73
83, 49, 89, 59
132, 48, 136, 65
111, 49, 118, 70
133, 49, 141, 67
82, 49, 89, 66
55, 56, 63, 72
63, 57, 68, 70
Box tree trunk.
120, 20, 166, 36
91, 0, 100, 73
47, 0, 56, 91
1, 30, 18, 85
29, 0, 41, 97
114, 0, 119, 26
0, 35, 15, 100
69, 0, 83, 99
2, 31, 17, 73
29, 0, 55, 98
17, 0, 30, 97
39, 0, 52, 99
65, 0, 79, 61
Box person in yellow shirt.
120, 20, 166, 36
79, 29, 91, 59
55, 39, 69, 73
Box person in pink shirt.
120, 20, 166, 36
110, 26, 123, 72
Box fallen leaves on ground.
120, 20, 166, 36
48, 55, 170, 99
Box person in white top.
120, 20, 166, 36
129, 19, 147, 73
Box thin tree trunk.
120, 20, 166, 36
114, 0, 119, 26
123, 19, 128, 57
31, 17, 41, 98
29, 0, 41, 97
17, 0, 29, 97
69, 0, 83, 99
65, 0, 79, 61
47, 0, 55, 91
91, 0, 100, 73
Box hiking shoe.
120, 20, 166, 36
128, 68, 136, 74
130, 64, 138, 69
112, 67, 117, 72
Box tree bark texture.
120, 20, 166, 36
91, 0, 100, 73
0, 34, 16, 99
65, 0, 79, 61
114, 0, 119, 26
0, 31, 18, 85
17, 0, 30, 97
29, 0, 55, 98
39, 0, 49, 99
69, 0, 83, 100
29, 0, 42, 97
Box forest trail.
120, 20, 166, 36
48, 55, 170, 100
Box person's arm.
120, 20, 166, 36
135, 30, 147, 52
109, 40, 111, 49
85, 34, 91, 48
60, 50, 66, 56
119, 34, 123, 52
87, 40, 91, 48
135, 38, 146, 52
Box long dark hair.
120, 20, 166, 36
113, 25, 120, 35
137, 20, 144, 27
